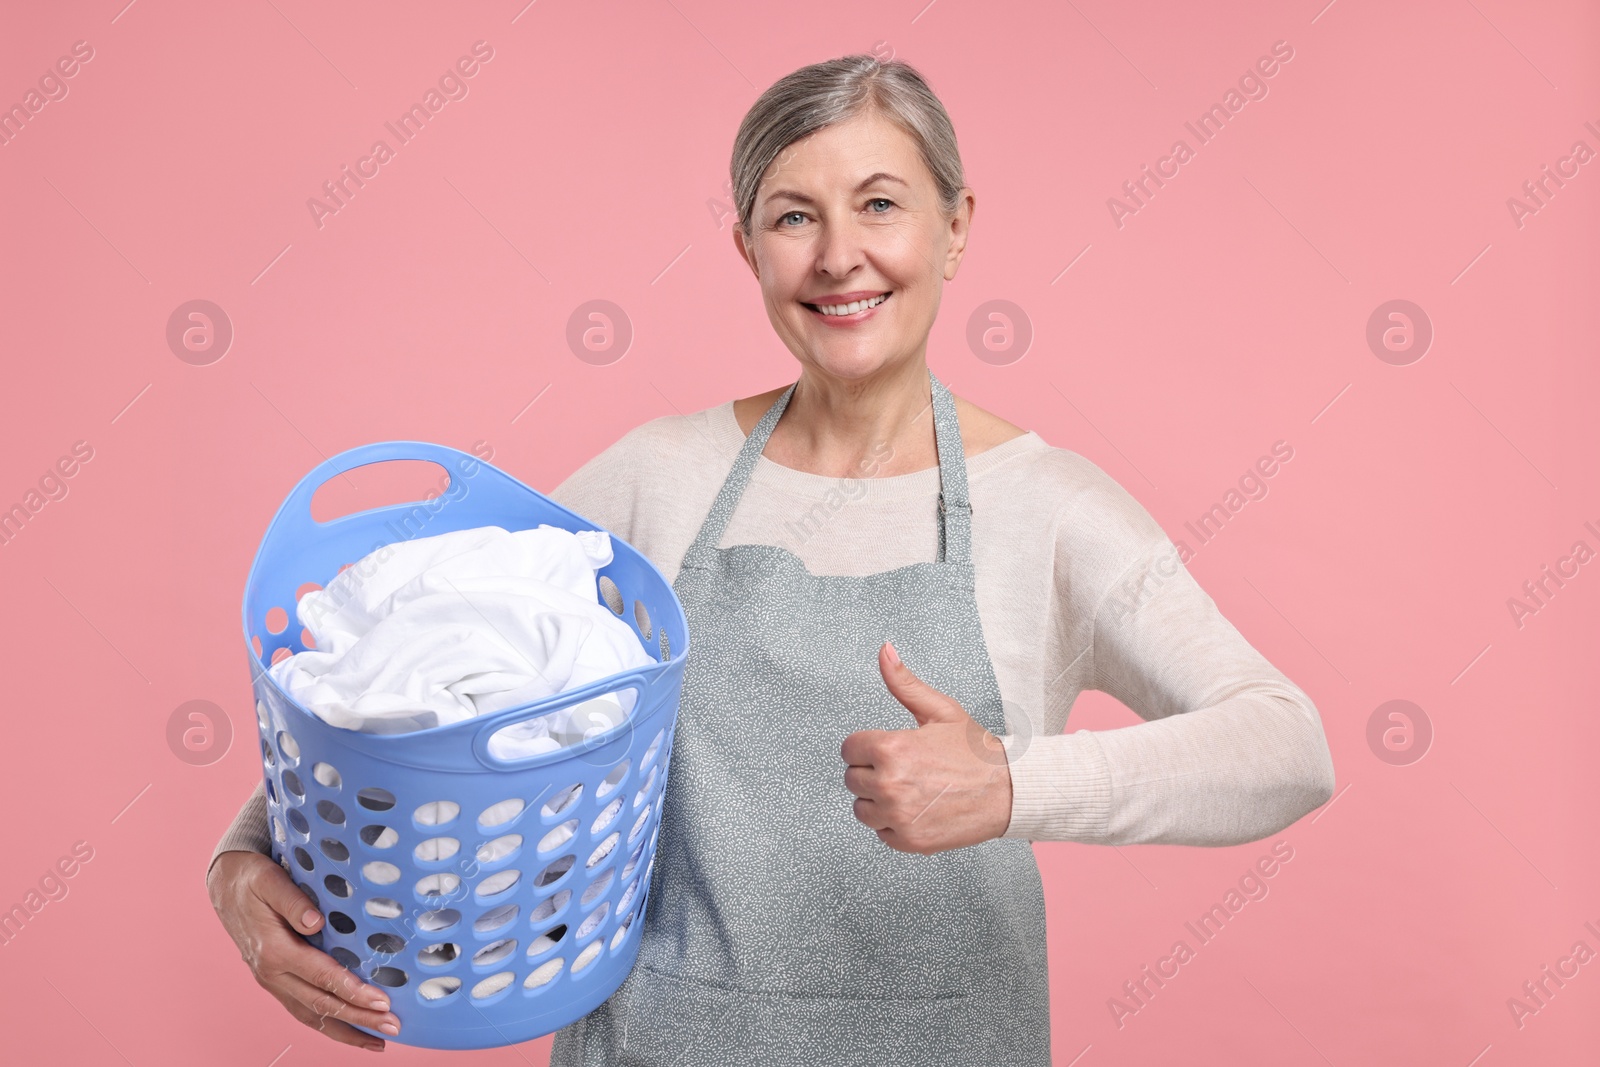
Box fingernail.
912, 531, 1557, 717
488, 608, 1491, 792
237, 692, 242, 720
379, 1023, 399, 1036
301, 909, 320, 927
884, 642, 900, 665
363, 1042, 385, 1052
369, 997, 389, 1012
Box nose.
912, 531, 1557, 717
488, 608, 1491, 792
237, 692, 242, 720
814, 214, 868, 280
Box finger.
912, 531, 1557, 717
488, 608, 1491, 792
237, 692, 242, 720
274, 940, 399, 1023
255, 862, 327, 938
275, 967, 401, 1038
879, 642, 968, 727
853, 796, 892, 830
277, 988, 389, 1050
873, 825, 923, 855
841, 728, 891, 767
843, 765, 879, 799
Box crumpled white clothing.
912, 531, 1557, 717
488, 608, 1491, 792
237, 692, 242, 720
269, 525, 654, 760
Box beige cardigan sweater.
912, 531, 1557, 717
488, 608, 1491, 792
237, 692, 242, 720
209, 400, 1335, 878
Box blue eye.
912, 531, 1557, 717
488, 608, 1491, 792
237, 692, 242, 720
868, 198, 894, 213
780, 211, 806, 226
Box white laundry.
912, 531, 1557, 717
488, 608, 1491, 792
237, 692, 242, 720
268, 525, 654, 760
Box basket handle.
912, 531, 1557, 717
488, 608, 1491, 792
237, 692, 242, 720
282, 441, 484, 530
469, 670, 659, 771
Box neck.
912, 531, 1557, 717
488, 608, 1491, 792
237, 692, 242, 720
771, 360, 937, 479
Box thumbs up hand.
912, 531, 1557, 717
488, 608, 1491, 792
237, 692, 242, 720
840, 642, 1014, 854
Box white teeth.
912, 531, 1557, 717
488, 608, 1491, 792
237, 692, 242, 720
812, 293, 889, 316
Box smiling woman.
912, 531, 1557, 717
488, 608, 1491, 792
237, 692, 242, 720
207, 51, 1334, 1065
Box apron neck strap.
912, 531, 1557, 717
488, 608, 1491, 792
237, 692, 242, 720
685, 368, 973, 565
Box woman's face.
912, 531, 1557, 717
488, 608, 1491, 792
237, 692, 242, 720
734, 109, 973, 384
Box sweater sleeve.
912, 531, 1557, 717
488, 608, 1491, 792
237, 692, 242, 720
1000, 481, 1335, 846
207, 778, 272, 883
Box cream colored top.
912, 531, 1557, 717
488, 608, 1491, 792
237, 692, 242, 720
208, 398, 1336, 878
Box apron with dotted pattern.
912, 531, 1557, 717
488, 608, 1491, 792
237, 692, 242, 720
551, 369, 1051, 1065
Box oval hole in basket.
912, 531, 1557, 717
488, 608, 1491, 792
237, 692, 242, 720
476, 869, 521, 898
419, 976, 462, 1001
541, 784, 583, 820
572, 939, 603, 973
357, 787, 396, 812
417, 907, 460, 932
525, 957, 565, 991
471, 972, 515, 1000
596, 762, 629, 801
477, 834, 521, 865
474, 903, 518, 935
527, 922, 566, 958
535, 855, 575, 888
413, 837, 459, 863
418, 942, 460, 967
640, 729, 664, 770
577, 901, 610, 940
597, 575, 624, 614
592, 797, 624, 836
473, 939, 517, 968
633, 600, 652, 639
587, 832, 620, 870
538, 820, 578, 854
529, 889, 571, 925
634, 766, 657, 809
581, 869, 615, 908
359, 824, 397, 849
478, 798, 524, 830
310, 459, 455, 525
617, 874, 639, 916
367, 932, 406, 954
414, 800, 459, 827
370, 966, 408, 988
365, 898, 403, 920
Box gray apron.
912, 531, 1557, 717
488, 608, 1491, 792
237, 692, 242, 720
551, 369, 1051, 1066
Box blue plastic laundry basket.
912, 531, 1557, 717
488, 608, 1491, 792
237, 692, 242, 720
241, 441, 687, 1050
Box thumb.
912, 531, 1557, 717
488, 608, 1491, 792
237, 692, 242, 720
879, 642, 968, 726
255, 856, 324, 934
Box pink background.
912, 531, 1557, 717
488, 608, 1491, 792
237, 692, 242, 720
2, 0, 1596, 1063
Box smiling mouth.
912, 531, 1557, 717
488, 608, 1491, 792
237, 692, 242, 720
802, 292, 892, 316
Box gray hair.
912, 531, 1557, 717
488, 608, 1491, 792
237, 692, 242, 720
730, 54, 966, 236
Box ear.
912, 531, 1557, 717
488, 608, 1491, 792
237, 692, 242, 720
944, 187, 976, 281
732, 225, 760, 281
